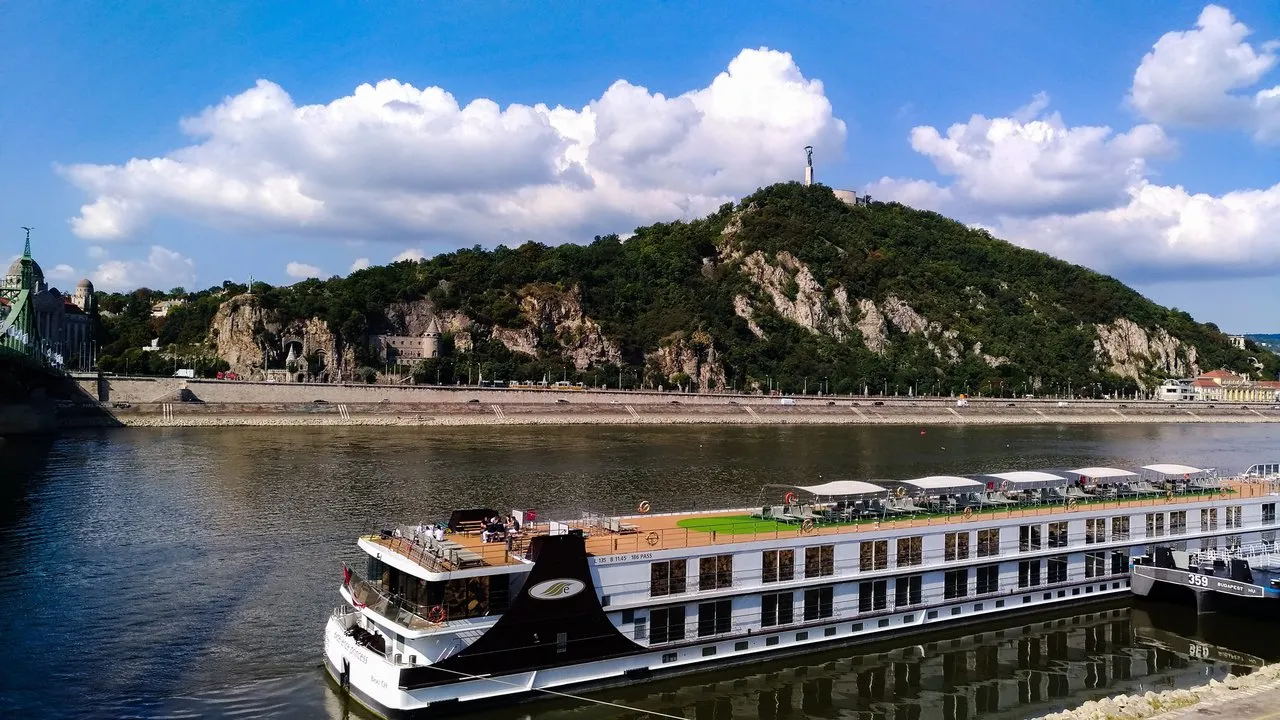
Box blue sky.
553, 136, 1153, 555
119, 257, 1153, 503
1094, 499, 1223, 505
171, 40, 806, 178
2, 1, 1279, 330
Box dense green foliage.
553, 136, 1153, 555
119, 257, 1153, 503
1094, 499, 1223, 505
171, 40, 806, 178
90, 183, 1276, 394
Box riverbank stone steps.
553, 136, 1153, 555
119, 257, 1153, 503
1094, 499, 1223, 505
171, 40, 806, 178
1034, 662, 1280, 720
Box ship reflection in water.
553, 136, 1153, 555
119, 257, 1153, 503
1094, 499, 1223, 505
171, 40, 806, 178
420, 601, 1270, 720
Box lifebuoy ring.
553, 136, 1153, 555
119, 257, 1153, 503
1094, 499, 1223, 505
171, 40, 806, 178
1000, 480, 1010, 492
963, 507, 973, 519
895, 487, 906, 499
801, 519, 815, 534
1067, 497, 1078, 509
638, 500, 651, 514
783, 491, 798, 505
646, 531, 660, 547
427, 605, 446, 624
1167, 490, 1174, 501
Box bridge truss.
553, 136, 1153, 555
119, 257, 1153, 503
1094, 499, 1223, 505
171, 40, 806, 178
0, 236, 63, 370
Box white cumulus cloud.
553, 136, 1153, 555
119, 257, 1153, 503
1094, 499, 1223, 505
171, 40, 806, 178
349, 257, 371, 272
285, 261, 323, 279
60, 48, 846, 249
1129, 4, 1280, 143
393, 248, 427, 263
870, 91, 1280, 278
871, 94, 1173, 217
46, 264, 79, 282
90, 246, 196, 291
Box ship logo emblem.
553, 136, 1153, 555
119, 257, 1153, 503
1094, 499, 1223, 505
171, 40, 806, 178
529, 578, 586, 600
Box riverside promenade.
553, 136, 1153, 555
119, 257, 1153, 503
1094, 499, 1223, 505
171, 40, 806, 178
55, 374, 1280, 429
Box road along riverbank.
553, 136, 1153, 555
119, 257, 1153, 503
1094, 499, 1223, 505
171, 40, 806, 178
58, 398, 1280, 428
1034, 662, 1280, 720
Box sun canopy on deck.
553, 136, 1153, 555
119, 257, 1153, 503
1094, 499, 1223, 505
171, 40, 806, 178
986, 471, 1068, 490
794, 480, 886, 496
1069, 467, 1138, 480
1141, 463, 1205, 476
902, 476, 984, 493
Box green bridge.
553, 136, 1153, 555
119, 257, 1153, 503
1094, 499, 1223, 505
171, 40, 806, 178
1, 233, 65, 375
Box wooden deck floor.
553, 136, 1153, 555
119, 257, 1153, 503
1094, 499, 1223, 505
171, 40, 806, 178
368, 481, 1275, 571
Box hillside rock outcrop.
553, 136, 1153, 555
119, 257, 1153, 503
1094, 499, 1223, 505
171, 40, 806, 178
1094, 318, 1199, 385
646, 330, 726, 391
494, 284, 622, 370
738, 250, 850, 339
208, 294, 354, 379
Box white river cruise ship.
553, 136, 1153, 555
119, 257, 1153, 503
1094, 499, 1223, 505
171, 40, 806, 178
322, 462, 1280, 718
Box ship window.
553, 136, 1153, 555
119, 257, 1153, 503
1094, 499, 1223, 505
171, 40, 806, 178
1264, 503, 1276, 525
1201, 508, 1218, 532
650, 606, 686, 644
735, 641, 749, 651
697, 599, 732, 637
944, 569, 968, 599
1048, 556, 1068, 583
804, 586, 834, 620
699, 555, 733, 591
859, 540, 888, 571
1227, 506, 1243, 529
766, 635, 779, 646
927, 611, 938, 620
895, 575, 922, 607
662, 652, 676, 663
1047, 522, 1068, 548
806, 544, 836, 576
762, 592, 794, 627
896, 537, 922, 567
1169, 511, 1187, 535
977, 529, 1000, 557
1085, 518, 1105, 544
650, 560, 687, 597
1145, 513, 1165, 538
859, 580, 887, 612
796, 631, 808, 641
1111, 516, 1130, 541
556, 632, 567, 654
1019, 524, 1041, 552
1085, 551, 1106, 578
976, 564, 999, 594
1018, 560, 1041, 588
702, 646, 716, 657
622, 609, 635, 624
762, 549, 794, 583
945, 532, 970, 561
634, 617, 648, 640
825, 626, 836, 637
852, 622, 864, 631
878, 618, 890, 627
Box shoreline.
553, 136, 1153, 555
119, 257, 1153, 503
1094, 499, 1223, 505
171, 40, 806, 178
1036, 663, 1280, 720
57, 400, 1280, 428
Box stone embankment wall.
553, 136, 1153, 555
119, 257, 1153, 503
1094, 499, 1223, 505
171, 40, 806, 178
61, 375, 1280, 428
1036, 663, 1280, 720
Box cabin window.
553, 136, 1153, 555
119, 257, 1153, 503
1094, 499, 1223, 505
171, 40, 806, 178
633, 617, 648, 640
804, 586, 835, 620
699, 555, 733, 591
650, 560, 687, 597
896, 536, 922, 567
805, 544, 835, 577
944, 569, 968, 599
976, 565, 999, 594
859, 540, 888, 571
762, 549, 794, 584
1019, 524, 1041, 552
1201, 537, 1217, 551
1085, 519, 1104, 544
697, 599, 732, 637
1145, 513, 1165, 538
1226, 506, 1243, 529
1085, 551, 1106, 578
1264, 504, 1276, 526
859, 579, 887, 612
977, 529, 1000, 557
649, 607, 686, 644
1169, 511, 1187, 535
1201, 508, 1218, 532
1047, 522, 1068, 548
1018, 560, 1041, 588
1111, 516, 1130, 541
944, 532, 970, 561
762, 592, 794, 627
895, 575, 922, 607
1047, 556, 1068, 584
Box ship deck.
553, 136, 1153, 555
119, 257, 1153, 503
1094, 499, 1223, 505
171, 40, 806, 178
366, 480, 1276, 574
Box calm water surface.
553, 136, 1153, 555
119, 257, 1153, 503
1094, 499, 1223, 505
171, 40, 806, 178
3, 423, 1280, 719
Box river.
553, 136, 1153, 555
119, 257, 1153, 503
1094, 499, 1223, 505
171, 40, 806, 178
3, 423, 1279, 719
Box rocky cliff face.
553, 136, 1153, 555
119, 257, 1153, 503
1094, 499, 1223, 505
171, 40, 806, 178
208, 294, 354, 379
494, 284, 622, 370
646, 330, 726, 391
1094, 318, 1199, 384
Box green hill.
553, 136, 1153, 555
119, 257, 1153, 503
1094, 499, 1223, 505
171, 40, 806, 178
92, 183, 1278, 396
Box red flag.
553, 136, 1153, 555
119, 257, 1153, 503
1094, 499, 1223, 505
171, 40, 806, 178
342, 565, 352, 587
